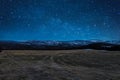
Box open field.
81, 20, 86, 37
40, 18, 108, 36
0, 50, 120, 80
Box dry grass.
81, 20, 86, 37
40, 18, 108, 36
0, 50, 120, 80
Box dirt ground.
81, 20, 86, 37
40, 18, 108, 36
0, 50, 120, 80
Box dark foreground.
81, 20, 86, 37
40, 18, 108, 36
0, 50, 120, 80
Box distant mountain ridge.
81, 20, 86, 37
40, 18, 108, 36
0, 40, 120, 51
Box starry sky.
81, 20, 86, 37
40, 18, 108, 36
0, 0, 120, 41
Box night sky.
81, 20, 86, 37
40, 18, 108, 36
0, 0, 120, 41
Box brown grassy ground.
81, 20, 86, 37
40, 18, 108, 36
0, 50, 120, 80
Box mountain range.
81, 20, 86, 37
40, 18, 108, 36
0, 40, 120, 51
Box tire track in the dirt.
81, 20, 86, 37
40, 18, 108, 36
52, 54, 67, 65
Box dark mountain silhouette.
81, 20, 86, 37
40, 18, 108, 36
0, 40, 120, 51
0, 46, 2, 52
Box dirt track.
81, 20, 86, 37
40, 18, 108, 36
0, 50, 120, 80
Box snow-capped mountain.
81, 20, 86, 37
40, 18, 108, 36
0, 40, 120, 51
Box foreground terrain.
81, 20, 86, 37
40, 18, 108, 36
0, 50, 120, 80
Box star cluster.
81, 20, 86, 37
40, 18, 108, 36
0, 0, 120, 41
